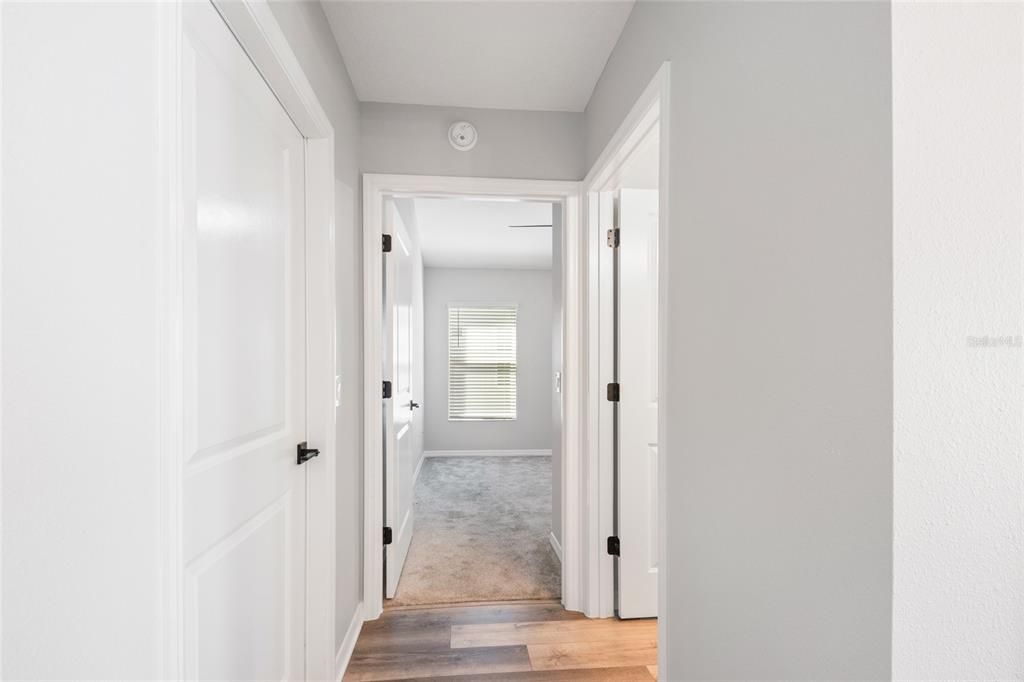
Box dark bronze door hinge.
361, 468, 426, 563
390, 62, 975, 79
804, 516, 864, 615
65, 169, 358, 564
607, 382, 620, 402
607, 536, 620, 556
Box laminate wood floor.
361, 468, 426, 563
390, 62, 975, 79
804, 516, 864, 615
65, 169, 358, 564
345, 601, 658, 681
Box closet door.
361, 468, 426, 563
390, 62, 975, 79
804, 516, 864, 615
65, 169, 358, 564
182, 2, 308, 678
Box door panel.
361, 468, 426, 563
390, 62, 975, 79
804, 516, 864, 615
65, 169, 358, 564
182, 2, 307, 678
384, 201, 417, 598
616, 188, 660, 619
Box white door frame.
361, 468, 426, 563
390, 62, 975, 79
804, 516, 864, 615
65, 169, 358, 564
581, 61, 670, 630
157, 2, 337, 679
362, 174, 582, 619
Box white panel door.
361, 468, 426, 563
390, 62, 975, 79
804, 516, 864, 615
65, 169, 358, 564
616, 189, 660, 619
182, 3, 307, 679
384, 201, 417, 598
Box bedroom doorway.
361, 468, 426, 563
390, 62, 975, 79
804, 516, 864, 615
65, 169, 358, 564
380, 194, 562, 607
361, 176, 582, 620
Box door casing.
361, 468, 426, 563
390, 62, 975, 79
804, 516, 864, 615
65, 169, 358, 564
582, 60, 670, 665
361, 175, 581, 620
157, 2, 337, 679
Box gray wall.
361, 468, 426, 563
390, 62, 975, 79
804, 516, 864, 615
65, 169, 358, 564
424, 268, 553, 452
361, 102, 585, 180
550, 207, 564, 544
268, 0, 364, 654
585, 3, 893, 679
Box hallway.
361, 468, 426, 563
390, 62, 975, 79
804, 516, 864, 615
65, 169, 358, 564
345, 602, 657, 681
4, 1, 1020, 680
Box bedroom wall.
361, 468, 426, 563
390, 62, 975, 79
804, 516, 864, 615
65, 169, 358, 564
423, 267, 553, 453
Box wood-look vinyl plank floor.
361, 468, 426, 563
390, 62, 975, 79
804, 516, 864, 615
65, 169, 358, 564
451, 619, 657, 648
388, 665, 656, 681
527, 639, 658, 672
344, 601, 659, 681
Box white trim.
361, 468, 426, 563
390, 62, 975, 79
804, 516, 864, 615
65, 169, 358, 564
549, 532, 564, 563
157, 4, 185, 679
364, 174, 582, 621
581, 62, 671, 629
412, 452, 426, 487
160, 2, 337, 679
334, 602, 364, 682
0, 3, 5, 673
423, 449, 552, 458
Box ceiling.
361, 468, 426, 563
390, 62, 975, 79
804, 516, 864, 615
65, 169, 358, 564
321, 1, 635, 112
410, 197, 553, 269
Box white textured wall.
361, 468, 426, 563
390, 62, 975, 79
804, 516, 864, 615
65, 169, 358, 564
892, 3, 1024, 678
2, 3, 163, 677
585, 3, 893, 678
423, 267, 553, 452
360, 102, 585, 180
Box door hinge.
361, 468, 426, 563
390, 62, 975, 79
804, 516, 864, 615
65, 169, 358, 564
383, 380, 392, 399
607, 228, 620, 248
607, 382, 620, 402
607, 536, 621, 556
383, 526, 393, 545
382, 234, 392, 253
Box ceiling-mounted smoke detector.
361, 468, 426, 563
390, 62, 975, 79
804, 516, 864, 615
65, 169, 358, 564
448, 121, 478, 151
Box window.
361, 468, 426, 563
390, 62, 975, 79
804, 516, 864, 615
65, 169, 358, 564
448, 305, 517, 421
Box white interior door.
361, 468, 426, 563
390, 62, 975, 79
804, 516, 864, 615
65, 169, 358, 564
616, 188, 660, 619
182, 2, 308, 678
384, 201, 417, 598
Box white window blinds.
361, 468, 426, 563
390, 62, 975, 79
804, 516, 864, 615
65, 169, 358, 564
448, 305, 517, 421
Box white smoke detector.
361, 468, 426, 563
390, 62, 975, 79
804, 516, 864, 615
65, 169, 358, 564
448, 121, 478, 151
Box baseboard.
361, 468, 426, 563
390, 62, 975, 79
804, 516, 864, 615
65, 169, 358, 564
412, 452, 425, 486
335, 601, 364, 681
423, 449, 552, 458
548, 531, 563, 562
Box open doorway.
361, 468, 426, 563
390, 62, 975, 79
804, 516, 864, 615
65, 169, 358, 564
382, 194, 562, 606
361, 176, 582, 620
607, 123, 660, 619
583, 61, 667, 634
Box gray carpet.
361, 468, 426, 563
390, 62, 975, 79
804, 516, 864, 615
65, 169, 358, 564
389, 455, 561, 606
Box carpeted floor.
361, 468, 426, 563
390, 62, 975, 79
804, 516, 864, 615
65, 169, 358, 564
389, 455, 561, 607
